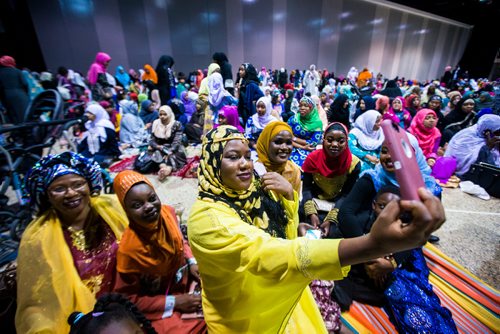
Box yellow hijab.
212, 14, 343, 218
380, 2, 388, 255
16, 195, 128, 334
256, 121, 302, 193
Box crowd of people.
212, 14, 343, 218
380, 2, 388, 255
1, 50, 499, 333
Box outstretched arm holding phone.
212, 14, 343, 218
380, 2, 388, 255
339, 188, 444, 266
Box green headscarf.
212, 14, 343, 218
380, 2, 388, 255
297, 96, 323, 131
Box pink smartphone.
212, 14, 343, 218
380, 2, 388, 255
381, 119, 425, 201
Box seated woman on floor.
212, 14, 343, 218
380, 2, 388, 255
441, 97, 476, 147
180, 90, 198, 122
150, 105, 187, 181
337, 143, 456, 333
187, 125, 446, 333
409, 108, 442, 158
16, 152, 129, 334
302, 122, 362, 238
119, 99, 149, 149
215, 105, 244, 132
184, 99, 206, 144
255, 121, 301, 193
288, 96, 324, 167
382, 96, 412, 129
353, 95, 376, 121
348, 109, 384, 171
444, 114, 500, 178
78, 103, 121, 164
140, 99, 159, 131
113, 171, 206, 334
245, 96, 278, 149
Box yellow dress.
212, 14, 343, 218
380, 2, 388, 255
188, 192, 350, 333
15, 195, 128, 334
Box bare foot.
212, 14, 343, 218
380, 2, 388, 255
158, 166, 173, 181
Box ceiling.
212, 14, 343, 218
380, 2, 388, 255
388, 0, 498, 25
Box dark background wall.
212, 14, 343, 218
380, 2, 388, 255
1, 0, 497, 80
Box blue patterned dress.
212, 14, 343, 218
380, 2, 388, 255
287, 115, 323, 167
385, 248, 457, 333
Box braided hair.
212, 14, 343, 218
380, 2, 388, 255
68, 293, 157, 334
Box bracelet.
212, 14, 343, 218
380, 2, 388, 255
187, 258, 198, 266
162, 295, 175, 318
384, 255, 398, 269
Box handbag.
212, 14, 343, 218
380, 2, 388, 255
133, 151, 159, 174
465, 162, 500, 198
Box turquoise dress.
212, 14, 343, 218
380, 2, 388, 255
347, 132, 380, 172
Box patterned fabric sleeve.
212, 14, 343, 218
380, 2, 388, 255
306, 130, 323, 146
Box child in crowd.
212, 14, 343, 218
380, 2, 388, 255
68, 293, 157, 334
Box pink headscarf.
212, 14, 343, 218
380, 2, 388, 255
408, 109, 441, 157
0, 56, 16, 68
87, 52, 111, 85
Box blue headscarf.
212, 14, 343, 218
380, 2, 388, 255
139, 100, 159, 124
361, 132, 441, 196
22, 151, 102, 212
115, 65, 131, 87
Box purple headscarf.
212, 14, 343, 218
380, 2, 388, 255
218, 105, 244, 132
181, 91, 197, 120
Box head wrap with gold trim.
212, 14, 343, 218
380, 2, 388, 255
198, 125, 287, 238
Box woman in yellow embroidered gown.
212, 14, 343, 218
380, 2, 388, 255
187, 125, 446, 333
16, 152, 128, 334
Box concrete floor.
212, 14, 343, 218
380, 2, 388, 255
150, 174, 500, 291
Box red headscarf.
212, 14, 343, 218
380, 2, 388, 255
404, 94, 419, 109
408, 109, 441, 157
113, 170, 184, 277
0, 56, 16, 68
302, 122, 352, 177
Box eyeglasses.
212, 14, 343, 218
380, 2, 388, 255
48, 180, 88, 196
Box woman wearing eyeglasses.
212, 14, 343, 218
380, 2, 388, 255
16, 151, 129, 334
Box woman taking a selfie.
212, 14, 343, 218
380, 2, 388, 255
188, 125, 446, 333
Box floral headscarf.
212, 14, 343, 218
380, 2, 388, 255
198, 126, 287, 238
22, 152, 102, 213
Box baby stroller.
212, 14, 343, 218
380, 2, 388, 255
0, 89, 83, 240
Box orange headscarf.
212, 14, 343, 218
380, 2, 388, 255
113, 170, 183, 276
142, 64, 158, 84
